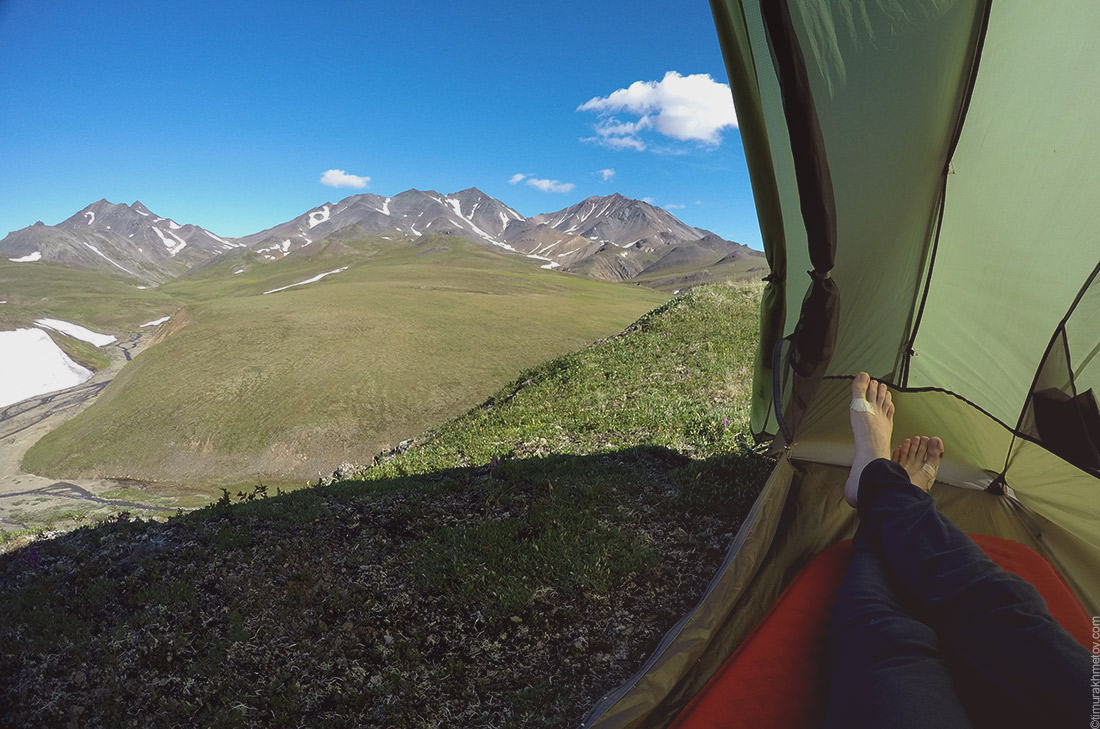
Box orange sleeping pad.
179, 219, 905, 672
669, 535, 1093, 729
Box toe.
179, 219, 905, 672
928, 436, 945, 461
899, 437, 913, 463
892, 445, 902, 462
875, 381, 890, 407
851, 372, 870, 400
914, 436, 929, 462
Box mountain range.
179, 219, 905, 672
0, 190, 765, 289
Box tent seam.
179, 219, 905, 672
901, 0, 994, 386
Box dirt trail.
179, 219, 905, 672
0, 333, 188, 533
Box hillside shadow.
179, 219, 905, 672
0, 443, 773, 729
2, 443, 774, 572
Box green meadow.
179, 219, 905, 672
0, 259, 177, 333
22, 235, 668, 486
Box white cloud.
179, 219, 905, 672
582, 132, 647, 151
526, 177, 575, 193
641, 197, 655, 204
599, 168, 615, 181
665, 203, 686, 209
320, 169, 370, 188
577, 71, 737, 150
510, 172, 575, 192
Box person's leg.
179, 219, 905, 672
830, 375, 972, 728
856, 457, 1092, 726
846, 372, 1093, 727
825, 537, 974, 729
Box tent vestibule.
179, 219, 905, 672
583, 1, 1100, 726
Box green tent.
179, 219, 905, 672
583, 1, 1100, 726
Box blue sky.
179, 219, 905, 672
0, 0, 761, 248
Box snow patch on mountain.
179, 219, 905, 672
82, 241, 138, 276
444, 196, 515, 250
445, 198, 465, 220
308, 205, 331, 229
151, 226, 187, 256
84, 211, 95, 225
9, 251, 41, 262
140, 316, 171, 328
204, 230, 231, 245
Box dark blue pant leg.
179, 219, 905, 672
857, 458, 1093, 728
824, 538, 974, 729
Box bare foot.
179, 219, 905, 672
891, 436, 944, 494
844, 372, 895, 508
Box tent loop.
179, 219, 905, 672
808, 269, 831, 280
986, 474, 1007, 496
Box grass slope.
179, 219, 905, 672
0, 282, 771, 728
24, 236, 667, 486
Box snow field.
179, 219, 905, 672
0, 328, 93, 408
35, 318, 117, 346
262, 267, 350, 295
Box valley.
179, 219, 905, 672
0, 235, 670, 531
0, 331, 217, 532
0, 190, 765, 534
